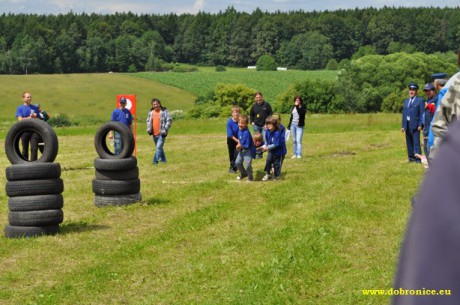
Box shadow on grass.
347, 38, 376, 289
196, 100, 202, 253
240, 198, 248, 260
254, 170, 266, 181
143, 197, 171, 205
59, 221, 110, 234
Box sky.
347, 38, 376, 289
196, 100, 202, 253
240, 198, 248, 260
0, 0, 459, 15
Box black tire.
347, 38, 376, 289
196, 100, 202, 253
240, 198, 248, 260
95, 166, 139, 180
93, 157, 137, 171
6, 178, 64, 197
8, 194, 64, 211
8, 209, 64, 226
4, 224, 60, 238
5, 119, 59, 164
92, 178, 140, 195
6, 162, 61, 181
94, 122, 134, 159
94, 192, 142, 207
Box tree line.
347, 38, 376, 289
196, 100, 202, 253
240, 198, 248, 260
1, 6, 460, 74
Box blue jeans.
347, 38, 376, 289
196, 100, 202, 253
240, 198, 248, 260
235, 149, 253, 179
153, 135, 166, 163
114, 131, 122, 155
253, 124, 265, 158
290, 124, 304, 157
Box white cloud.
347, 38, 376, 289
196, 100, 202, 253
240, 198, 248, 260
192, 0, 205, 11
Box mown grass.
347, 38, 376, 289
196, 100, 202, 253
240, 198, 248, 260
0, 113, 423, 304
134, 69, 338, 103
2, 73, 197, 123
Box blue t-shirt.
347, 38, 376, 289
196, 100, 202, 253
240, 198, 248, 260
15, 104, 39, 118
238, 127, 256, 158
280, 124, 287, 156
266, 128, 286, 156
111, 108, 133, 126
226, 118, 239, 138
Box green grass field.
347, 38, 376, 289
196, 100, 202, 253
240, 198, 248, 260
0, 112, 423, 304
0, 73, 423, 304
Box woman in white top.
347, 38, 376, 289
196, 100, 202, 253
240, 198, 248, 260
287, 96, 307, 158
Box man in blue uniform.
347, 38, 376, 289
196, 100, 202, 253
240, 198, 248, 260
422, 83, 437, 159
15, 92, 40, 161
110, 97, 133, 155
401, 83, 424, 163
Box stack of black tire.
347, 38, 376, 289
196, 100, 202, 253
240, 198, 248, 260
92, 122, 141, 207
4, 120, 63, 238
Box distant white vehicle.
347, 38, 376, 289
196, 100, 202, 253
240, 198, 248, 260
277, 67, 288, 71
247, 66, 256, 69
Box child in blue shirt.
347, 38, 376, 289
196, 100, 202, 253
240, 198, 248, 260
272, 113, 287, 168
262, 115, 286, 181
253, 132, 265, 154
235, 114, 255, 182
226, 106, 240, 173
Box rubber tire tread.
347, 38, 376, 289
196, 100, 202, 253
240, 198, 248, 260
94, 192, 142, 207
94, 122, 134, 159
95, 166, 139, 180
5, 119, 58, 164
93, 157, 137, 171
8, 194, 64, 211
8, 209, 64, 226
92, 178, 140, 195
4, 224, 60, 238
6, 162, 61, 181
6, 178, 64, 197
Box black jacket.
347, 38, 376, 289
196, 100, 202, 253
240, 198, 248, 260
287, 105, 306, 129
250, 101, 272, 127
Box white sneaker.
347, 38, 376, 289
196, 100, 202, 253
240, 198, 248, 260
290, 155, 297, 159
262, 174, 271, 181
297, 155, 302, 159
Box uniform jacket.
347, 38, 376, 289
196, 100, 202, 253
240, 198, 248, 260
423, 95, 438, 136
401, 96, 424, 130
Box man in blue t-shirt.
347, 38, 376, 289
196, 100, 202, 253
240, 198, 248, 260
15, 92, 40, 161
110, 97, 133, 155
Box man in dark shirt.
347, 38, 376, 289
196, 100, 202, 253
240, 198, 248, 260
249, 92, 272, 159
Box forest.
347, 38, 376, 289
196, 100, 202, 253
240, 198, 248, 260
1, 6, 460, 74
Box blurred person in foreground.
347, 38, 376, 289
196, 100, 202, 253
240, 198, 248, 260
429, 48, 460, 161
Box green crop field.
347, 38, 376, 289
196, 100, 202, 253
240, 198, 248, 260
0, 73, 423, 304
135, 68, 338, 103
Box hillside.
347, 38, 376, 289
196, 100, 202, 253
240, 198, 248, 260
3, 73, 197, 123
